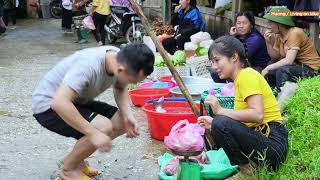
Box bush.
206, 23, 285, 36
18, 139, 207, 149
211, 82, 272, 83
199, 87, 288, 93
257, 76, 320, 179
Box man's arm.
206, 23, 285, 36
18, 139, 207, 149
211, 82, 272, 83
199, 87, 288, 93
113, 81, 139, 137
113, 81, 134, 120
51, 85, 97, 136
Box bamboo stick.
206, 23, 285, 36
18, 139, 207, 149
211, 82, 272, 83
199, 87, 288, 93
129, 0, 214, 149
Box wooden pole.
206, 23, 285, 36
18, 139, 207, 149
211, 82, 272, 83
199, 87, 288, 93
130, 0, 214, 149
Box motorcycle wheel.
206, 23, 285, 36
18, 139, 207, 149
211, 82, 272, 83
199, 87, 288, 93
50, 2, 62, 19
125, 22, 145, 44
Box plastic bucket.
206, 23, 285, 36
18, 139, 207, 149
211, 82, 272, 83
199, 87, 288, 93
159, 75, 173, 82
129, 88, 171, 107
142, 101, 200, 141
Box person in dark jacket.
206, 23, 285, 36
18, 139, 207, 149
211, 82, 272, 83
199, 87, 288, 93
209, 11, 271, 83
0, 0, 7, 34
162, 0, 204, 55
3, 0, 17, 28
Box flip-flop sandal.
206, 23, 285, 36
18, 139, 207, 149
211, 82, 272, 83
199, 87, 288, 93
77, 175, 92, 180
60, 175, 92, 180
81, 166, 101, 177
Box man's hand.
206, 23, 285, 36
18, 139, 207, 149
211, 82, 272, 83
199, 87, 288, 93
205, 95, 223, 115
197, 116, 213, 129
229, 26, 237, 36
124, 116, 139, 138
88, 130, 112, 152
264, 30, 275, 45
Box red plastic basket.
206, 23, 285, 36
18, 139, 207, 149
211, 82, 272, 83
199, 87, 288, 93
160, 75, 173, 82
142, 101, 200, 141
128, 88, 171, 107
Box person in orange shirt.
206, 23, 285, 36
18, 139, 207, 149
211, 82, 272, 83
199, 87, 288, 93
198, 36, 288, 176
262, 6, 320, 89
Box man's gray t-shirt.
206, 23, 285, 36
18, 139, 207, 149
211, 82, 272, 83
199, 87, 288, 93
32, 46, 120, 114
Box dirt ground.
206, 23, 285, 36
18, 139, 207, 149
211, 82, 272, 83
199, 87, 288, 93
0, 19, 167, 180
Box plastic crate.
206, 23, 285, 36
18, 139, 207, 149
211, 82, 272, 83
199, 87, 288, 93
149, 66, 190, 79
201, 90, 235, 117
186, 55, 212, 78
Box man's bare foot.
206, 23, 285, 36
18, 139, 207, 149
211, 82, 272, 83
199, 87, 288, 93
79, 161, 100, 177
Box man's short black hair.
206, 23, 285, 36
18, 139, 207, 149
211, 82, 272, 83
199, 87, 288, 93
117, 43, 155, 76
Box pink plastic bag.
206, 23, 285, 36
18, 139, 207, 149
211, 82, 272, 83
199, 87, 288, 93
162, 157, 180, 176
164, 120, 205, 152
82, 16, 95, 30
209, 82, 234, 97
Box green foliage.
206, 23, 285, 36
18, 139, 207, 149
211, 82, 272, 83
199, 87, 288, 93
256, 76, 320, 178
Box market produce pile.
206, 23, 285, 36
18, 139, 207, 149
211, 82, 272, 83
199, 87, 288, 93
151, 18, 175, 36
154, 50, 187, 67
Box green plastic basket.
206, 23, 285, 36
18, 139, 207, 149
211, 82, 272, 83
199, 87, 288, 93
201, 90, 235, 117
201, 88, 280, 117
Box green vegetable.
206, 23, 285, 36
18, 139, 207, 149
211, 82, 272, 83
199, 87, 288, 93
173, 50, 187, 64
195, 47, 209, 57
155, 56, 164, 67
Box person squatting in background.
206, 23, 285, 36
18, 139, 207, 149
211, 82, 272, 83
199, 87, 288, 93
162, 0, 204, 55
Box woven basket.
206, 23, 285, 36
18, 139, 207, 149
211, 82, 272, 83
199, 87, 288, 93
149, 66, 190, 79
186, 55, 211, 78
201, 90, 234, 117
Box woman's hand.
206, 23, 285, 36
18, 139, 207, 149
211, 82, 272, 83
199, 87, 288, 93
197, 116, 213, 129
229, 26, 237, 36
264, 30, 275, 45
261, 66, 271, 76
205, 95, 223, 115
174, 5, 181, 13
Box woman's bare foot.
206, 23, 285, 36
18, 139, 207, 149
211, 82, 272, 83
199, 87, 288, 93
227, 164, 255, 180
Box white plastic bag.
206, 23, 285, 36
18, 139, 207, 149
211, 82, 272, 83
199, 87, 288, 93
184, 42, 198, 51
215, 0, 232, 8
190, 32, 212, 44
199, 39, 213, 49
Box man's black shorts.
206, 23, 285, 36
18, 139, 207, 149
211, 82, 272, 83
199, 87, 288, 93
33, 101, 118, 140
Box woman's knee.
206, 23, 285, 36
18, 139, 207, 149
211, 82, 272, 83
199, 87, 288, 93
212, 115, 234, 132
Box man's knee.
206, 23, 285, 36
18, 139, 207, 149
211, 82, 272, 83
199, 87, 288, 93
91, 115, 113, 135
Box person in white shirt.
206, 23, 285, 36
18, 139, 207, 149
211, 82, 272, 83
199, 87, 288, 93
62, 0, 73, 32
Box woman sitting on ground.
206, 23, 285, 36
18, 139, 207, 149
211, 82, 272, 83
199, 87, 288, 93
209, 11, 271, 83
198, 36, 288, 175
262, 6, 320, 89
162, 0, 204, 55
